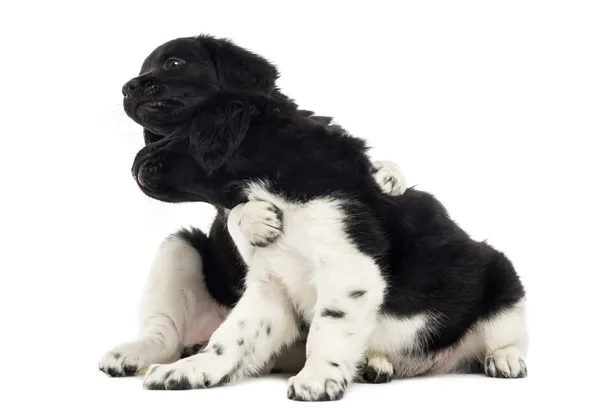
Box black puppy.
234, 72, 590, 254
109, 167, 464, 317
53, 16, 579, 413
102, 35, 527, 402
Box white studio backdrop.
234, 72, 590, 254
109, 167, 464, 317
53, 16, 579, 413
0, 1, 598, 416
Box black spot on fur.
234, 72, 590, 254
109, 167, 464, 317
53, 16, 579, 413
145, 381, 166, 390
181, 343, 206, 358
384, 176, 397, 189
266, 324, 271, 335
113, 353, 121, 359
266, 204, 284, 225
362, 364, 393, 384
166, 376, 192, 390
213, 344, 224, 356
329, 361, 340, 367
518, 359, 528, 378
349, 290, 367, 298
321, 308, 345, 318
237, 339, 244, 346
123, 365, 138, 376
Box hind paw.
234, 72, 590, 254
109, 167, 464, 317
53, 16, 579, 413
485, 347, 527, 378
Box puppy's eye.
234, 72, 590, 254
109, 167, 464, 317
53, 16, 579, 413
164, 58, 185, 69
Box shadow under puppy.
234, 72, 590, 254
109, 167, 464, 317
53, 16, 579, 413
105, 35, 528, 402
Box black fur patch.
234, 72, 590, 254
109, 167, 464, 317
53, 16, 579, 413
237, 339, 244, 346
321, 308, 346, 318
145, 381, 166, 390
166, 376, 192, 390
266, 324, 271, 335
362, 364, 393, 384
181, 343, 206, 358
213, 344, 224, 356
123, 365, 138, 376
329, 361, 340, 367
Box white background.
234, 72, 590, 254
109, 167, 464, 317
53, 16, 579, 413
1, 1, 598, 415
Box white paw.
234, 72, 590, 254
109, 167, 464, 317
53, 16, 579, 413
372, 160, 407, 196
287, 363, 348, 402
235, 201, 283, 247
98, 339, 177, 377
361, 354, 394, 383
485, 347, 527, 378
143, 346, 237, 390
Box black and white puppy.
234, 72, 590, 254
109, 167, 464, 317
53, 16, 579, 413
99, 35, 406, 385
100, 35, 527, 402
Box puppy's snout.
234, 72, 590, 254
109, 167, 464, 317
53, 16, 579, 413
136, 158, 165, 190
122, 79, 160, 99
122, 79, 139, 99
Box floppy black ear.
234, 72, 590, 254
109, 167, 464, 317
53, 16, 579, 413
200, 36, 279, 92
189, 100, 257, 175
143, 129, 165, 145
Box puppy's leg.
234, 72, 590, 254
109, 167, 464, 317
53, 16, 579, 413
287, 245, 386, 401
99, 231, 215, 377
480, 298, 528, 378
142, 260, 300, 389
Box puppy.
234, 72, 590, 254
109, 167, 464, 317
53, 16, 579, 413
99, 34, 407, 382
102, 35, 527, 401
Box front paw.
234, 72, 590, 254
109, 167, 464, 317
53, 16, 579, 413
98, 340, 176, 377
144, 360, 210, 390
287, 365, 348, 402
237, 201, 283, 247
372, 160, 407, 196
143, 349, 239, 390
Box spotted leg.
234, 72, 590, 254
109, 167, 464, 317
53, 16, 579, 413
287, 231, 387, 401
142, 213, 299, 390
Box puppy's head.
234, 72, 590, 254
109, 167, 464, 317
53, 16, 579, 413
125, 35, 279, 203
123, 35, 278, 137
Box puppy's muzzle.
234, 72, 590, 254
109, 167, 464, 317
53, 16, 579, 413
122, 78, 161, 99
131, 135, 186, 190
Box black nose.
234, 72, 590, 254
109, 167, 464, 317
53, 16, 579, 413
122, 79, 161, 99
122, 78, 139, 99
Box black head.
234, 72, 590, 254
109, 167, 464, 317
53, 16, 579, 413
126, 35, 279, 203
123, 35, 278, 137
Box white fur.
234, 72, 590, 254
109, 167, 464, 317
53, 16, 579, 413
372, 160, 408, 196
144, 268, 299, 388
363, 353, 395, 381
99, 235, 227, 376
369, 313, 432, 353
144, 184, 387, 399
365, 299, 528, 378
